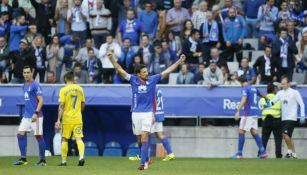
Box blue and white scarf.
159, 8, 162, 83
202, 20, 219, 43
280, 37, 288, 68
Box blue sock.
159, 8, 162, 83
238, 134, 245, 155
161, 137, 173, 155
36, 136, 46, 160
140, 142, 149, 166
253, 134, 265, 154
17, 134, 27, 158
138, 142, 142, 156
147, 135, 152, 161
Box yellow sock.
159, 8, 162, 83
76, 139, 85, 159
61, 141, 68, 163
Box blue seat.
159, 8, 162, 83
103, 141, 123, 157
85, 141, 99, 156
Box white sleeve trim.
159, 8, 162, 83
125, 74, 131, 81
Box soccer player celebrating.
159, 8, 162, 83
231, 75, 268, 159
107, 52, 185, 170
129, 88, 175, 162
268, 76, 305, 158
14, 65, 46, 166
55, 72, 86, 166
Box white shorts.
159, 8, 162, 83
239, 116, 258, 131
132, 112, 153, 135
18, 117, 43, 135
151, 122, 163, 133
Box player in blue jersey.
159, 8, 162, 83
107, 52, 185, 170
14, 65, 46, 166
129, 88, 175, 162
231, 75, 268, 159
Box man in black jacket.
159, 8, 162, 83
10, 40, 35, 83
253, 46, 279, 84
272, 28, 298, 81
182, 29, 203, 71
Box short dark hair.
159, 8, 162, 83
64, 71, 74, 82
74, 63, 82, 68
123, 37, 131, 42
281, 75, 289, 83
134, 64, 147, 74
141, 34, 149, 40
280, 27, 288, 33
23, 65, 31, 70
191, 29, 199, 36
267, 83, 276, 93
238, 75, 248, 83
88, 47, 94, 52
264, 45, 272, 51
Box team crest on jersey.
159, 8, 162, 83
138, 85, 147, 93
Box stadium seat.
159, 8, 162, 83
243, 38, 258, 50
103, 141, 123, 157
168, 73, 178, 85
126, 142, 139, 157
293, 72, 305, 84
85, 141, 99, 156
227, 62, 239, 73
251, 51, 263, 65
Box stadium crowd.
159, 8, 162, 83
0, 0, 306, 85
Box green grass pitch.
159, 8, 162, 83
1, 156, 307, 175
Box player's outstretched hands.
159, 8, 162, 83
299, 116, 305, 125
179, 54, 186, 63
55, 121, 61, 129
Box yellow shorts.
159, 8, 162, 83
62, 124, 83, 139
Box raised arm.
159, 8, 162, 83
161, 54, 186, 80
107, 52, 128, 79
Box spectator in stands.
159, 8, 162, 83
118, 0, 130, 26
272, 28, 298, 81
0, 0, 13, 19
46, 35, 64, 82
277, 1, 291, 23
167, 31, 181, 55
0, 12, 10, 38
253, 46, 278, 84
149, 41, 170, 81
166, 0, 190, 36
182, 29, 202, 68
191, 0, 209, 30
127, 54, 143, 74
73, 63, 89, 84
55, 0, 70, 36
0, 69, 8, 83
9, 14, 27, 52
194, 63, 205, 84
0, 36, 9, 71
203, 60, 224, 87
45, 70, 57, 84
138, 1, 158, 39
222, 7, 246, 62
287, 20, 300, 43
176, 63, 195, 84
89, 0, 112, 49
137, 34, 153, 65
68, 0, 88, 45
118, 9, 143, 46
84, 48, 102, 83
207, 47, 226, 68
181, 19, 193, 40
259, 33, 275, 50
76, 38, 98, 66
296, 29, 307, 84
237, 57, 257, 84
257, 0, 278, 37
200, 11, 223, 60
10, 39, 35, 83
161, 39, 178, 64
33, 36, 46, 83
30, 0, 54, 44
99, 34, 121, 83
118, 38, 136, 70
60, 34, 81, 71
244, 0, 265, 38
220, 0, 244, 20
24, 23, 42, 48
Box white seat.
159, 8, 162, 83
251, 51, 263, 65
227, 62, 239, 73
243, 38, 258, 50
168, 73, 178, 85
293, 72, 305, 84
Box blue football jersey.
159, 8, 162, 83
23, 81, 43, 118
129, 74, 161, 112
242, 85, 260, 117
155, 88, 165, 122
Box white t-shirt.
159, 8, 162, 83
272, 88, 305, 121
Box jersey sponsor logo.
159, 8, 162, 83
282, 100, 288, 105
138, 85, 147, 93
24, 92, 29, 100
